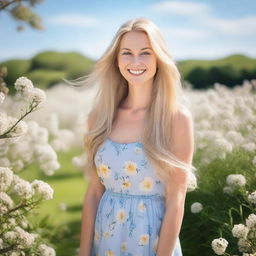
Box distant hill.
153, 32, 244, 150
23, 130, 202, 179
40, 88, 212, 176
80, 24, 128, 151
177, 54, 256, 89
1, 52, 255, 92
177, 54, 256, 78
1, 51, 95, 93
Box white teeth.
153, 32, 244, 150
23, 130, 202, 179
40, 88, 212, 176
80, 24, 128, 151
128, 69, 146, 75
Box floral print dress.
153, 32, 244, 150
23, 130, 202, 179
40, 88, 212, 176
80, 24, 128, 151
91, 138, 183, 256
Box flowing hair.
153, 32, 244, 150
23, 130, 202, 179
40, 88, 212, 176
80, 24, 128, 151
71, 17, 198, 196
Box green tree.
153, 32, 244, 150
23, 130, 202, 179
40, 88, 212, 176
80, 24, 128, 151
0, 0, 45, 31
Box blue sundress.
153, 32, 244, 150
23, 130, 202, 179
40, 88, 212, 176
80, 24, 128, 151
91, 138, 183, 256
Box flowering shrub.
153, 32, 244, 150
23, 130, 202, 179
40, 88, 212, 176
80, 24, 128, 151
181, 79, 256, 256
0, 77, 57, 255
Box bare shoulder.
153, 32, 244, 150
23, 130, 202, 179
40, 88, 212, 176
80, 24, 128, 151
172, 106, 194, 140
173, 105, 193, 126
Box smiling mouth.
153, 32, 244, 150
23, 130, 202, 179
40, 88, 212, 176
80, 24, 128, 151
127, 69, 146, 76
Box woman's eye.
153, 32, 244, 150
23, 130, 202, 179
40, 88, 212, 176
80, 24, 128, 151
122, 52, 150, 55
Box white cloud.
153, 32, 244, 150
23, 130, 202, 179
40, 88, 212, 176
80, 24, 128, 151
203, 15, 256, 35
161, 27, 211, 39
150, 1, 210, 15
49, 14, 101, 27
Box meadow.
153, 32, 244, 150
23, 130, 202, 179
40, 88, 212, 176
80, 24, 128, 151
1, 78, 256, 256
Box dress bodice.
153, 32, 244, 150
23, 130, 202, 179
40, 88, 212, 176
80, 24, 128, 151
94, 138, 165, 196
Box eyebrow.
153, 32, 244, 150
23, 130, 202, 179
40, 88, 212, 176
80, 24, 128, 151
121, 47, 152, 51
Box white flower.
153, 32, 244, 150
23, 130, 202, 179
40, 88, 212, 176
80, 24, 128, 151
211, 237, 228, 255
124, 161, 138, 176
226, 174, 246, 187
248, 191, 256, 204
242, 142, 256, 152
0, 92, 5, 104
11, 120, 28, 137
0, 112, 9, 134
39, 160, 60, 176
0, 191, 14, 214
97, 164, 111, 179
214, 138, 233, 153
3, 230, 17, 242
238, 238, 251, 252
14, 226, 36, 248
27, 88, 47, 104
12, 159, 25, 172
14, 77, 34, 92
223, 186, 234, 195
116, 209, 127, 224
0, 167, 13, 192
190, 202, 203, 213
31, 179, 54, 200
0, 157, 10, 167
139, 177, 154, 192
246, 214, 256, 229
58, 202, 67, 211
38, 243, 56, 256
121, 242, 128, 251
138, 234, 149, 246
34, 144, 58, 163
72, 155, 85, 168
226, 131, 244, 145
13, 180, 33, 199
252, 156, 256, 166
232, 224, 249, 238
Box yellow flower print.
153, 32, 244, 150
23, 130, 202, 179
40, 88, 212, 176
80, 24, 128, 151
116, 209, 127, 223
121, 242, 128, 251
106, 250, 115, 256
94, 230, 100, 241
98, 164, 111, 178
139, 177, 154, 192
139, 234, 149, 245
134, 147, 142, 154
124, 161, 138, 176
138, 201, 146, 212
153, 235, 159, 252
122, 178, 132, 189
103, 231, 111, 238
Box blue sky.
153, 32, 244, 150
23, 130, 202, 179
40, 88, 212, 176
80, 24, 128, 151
1, 0, 256, 62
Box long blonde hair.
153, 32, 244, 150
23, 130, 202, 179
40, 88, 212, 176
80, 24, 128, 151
75, 17, 198, 196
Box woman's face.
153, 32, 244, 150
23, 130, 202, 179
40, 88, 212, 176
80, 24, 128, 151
117, 31, 157, 85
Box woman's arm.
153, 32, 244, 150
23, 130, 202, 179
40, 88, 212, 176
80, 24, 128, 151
156, 109, 194, 256
78, 170, 105, 256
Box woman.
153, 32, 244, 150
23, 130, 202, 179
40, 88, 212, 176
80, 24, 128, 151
78, 17, 197, 256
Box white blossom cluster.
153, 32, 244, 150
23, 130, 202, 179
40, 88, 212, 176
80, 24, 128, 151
189, 80, 256, 165
0, 167, 54, 203
190, 202, 203, 213
0, 167, 55, 254
3, 79, 256, 167
211, 237, 229, 255
0, 119, 60, 175
212, 213, 256, 255
38, 243, 56, 256
248, 191, 256, 204
0, 77, 60, 176
14, 76, 47, 105
223, 174, 247, 194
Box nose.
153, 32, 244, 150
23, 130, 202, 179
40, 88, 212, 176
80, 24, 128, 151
130, 55, 143, 65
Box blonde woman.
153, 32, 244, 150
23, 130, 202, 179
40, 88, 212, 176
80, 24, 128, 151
78, 17, 197, 256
